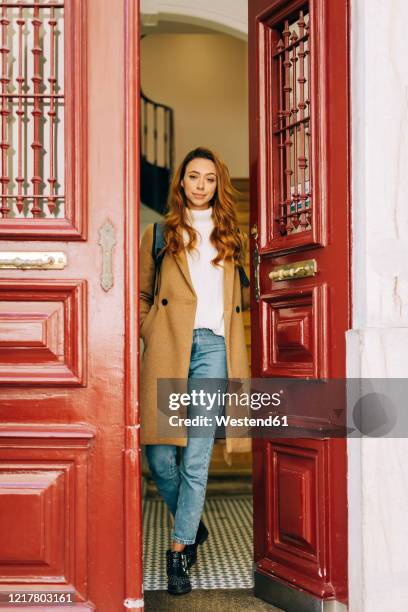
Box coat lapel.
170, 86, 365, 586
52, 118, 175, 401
223, 258, 234, 311
223, 259, 235, 373
174, 249, 235, 309
174, 250, 196, 296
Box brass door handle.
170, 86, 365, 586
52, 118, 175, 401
269, 259, 317, 282
0, 252, 67, 270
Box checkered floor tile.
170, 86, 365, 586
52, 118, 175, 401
143, 495, 254, 590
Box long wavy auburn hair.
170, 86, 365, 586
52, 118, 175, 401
161, 147, 247, 268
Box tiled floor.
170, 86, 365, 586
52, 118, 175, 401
143, 495, 254, 590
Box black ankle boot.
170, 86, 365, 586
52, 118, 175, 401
184, 520, 209, 569
166, 550, 191, 595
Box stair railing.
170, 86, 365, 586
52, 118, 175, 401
140, 90, 174, 214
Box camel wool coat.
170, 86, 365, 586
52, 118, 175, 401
139, 223, 251, 454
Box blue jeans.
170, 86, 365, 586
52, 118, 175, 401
145, 328, 227, 545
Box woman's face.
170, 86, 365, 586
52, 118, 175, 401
181, 157, 217, 210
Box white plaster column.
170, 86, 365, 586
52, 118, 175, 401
348, 1, 408, 611
140, 0, 248, 39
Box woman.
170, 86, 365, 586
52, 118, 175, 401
140, 147, 250, 595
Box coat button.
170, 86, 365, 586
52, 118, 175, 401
161, 298, 168, 306
236, 306, 240, 313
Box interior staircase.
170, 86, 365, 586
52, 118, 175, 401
140, 89, 174, 215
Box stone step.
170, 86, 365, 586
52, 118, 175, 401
145, 589, 283, 611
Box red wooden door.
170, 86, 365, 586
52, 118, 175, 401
249, 1, 350, 609
0, 1, 142, 610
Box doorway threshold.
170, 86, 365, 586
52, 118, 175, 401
254, 571, 347, 612
145, 588, 282, 611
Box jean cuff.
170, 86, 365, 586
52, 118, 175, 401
171, 532, 196, 545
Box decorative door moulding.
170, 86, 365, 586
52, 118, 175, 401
0, 279, 87, 386
0, 424, 95, 608
0, 0, 87, 240
261, 282, 328, 378
260, 439, 345, 598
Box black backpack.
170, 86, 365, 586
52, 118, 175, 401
151, 221, 250, 295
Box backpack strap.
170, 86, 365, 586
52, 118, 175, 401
152, 221, 166, 261
152, 222, 166, 295
238, 265, 250, 288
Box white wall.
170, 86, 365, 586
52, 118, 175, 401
141, 33, 249, 176
348, 1, 408, 611
140, 0, 248, 39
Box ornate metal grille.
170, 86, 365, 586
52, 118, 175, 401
0, 0, 64, 221
274, 9, 311, 236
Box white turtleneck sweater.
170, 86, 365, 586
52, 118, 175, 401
184, 207, 224, 336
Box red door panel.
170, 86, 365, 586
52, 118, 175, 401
254, 438, 347, 598
0, 280, 86, 384
249, 0, 350, 606
0, 428, 93, 595
262, 283, 328, 377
